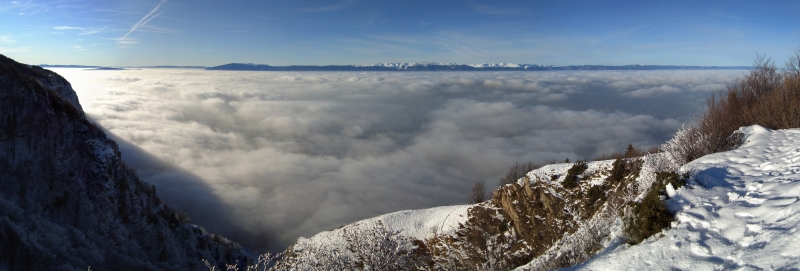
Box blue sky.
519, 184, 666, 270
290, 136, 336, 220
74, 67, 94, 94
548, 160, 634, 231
0, 0, 798, 66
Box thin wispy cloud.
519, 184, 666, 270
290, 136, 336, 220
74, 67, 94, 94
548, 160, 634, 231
54, 26, 83, 30
2, 0, 91, 19
137, 25, 177, 34
464, 0, 525, 16
54, 25, 111, 39
4, 0, 39, 15
296, 0, 353, 13
0, 35, 17, 43
115, 37, 139, 46
0, 46, 31, 53
80, 29, 102, 35
711, 10, 744, 20
119, 0, 168, 44
5, 0, 81, 15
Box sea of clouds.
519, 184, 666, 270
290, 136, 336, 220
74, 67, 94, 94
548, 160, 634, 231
52, 68, 746, 251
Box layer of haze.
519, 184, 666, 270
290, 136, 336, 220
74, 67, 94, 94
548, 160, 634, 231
53, 68, 746, 251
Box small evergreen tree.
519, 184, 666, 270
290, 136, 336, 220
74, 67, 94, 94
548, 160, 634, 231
607, 158, 626, 184
623, 171, 687, 244
624, 144, 635, 158
623, 187, 674, 244
584, 185, 606, 208
561, 161, 588, 189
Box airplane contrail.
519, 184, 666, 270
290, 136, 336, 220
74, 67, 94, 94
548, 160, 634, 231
121, 0, 167, 39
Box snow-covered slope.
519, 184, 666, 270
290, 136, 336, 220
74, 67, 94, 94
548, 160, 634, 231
278, 156, 637, 269
570, 125, 800, 270
293, 205, 471, 251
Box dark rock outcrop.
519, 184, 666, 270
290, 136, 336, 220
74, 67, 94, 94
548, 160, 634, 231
0, 54, 248, 270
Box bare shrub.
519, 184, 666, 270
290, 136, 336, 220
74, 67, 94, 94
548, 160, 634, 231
594, 144, 657, 162
697, 55, 781, 150
659, 124, 708, 170
787, 47, 800, 78
668, 51, 800, 168
210, 221, 425, 271
426, 206, 517, 271
497, 161, 537, 186
660, 51, 800, 169
470, 181, 487, 203
524, 201, 618, 270
342, 221, 424, 271
203, 253, 280, 271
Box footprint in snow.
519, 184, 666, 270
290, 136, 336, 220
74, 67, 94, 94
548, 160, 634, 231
690, 242, 712, 257
758, 162, 775, 170
745, 224, 762, 236
766, 196, 798, 207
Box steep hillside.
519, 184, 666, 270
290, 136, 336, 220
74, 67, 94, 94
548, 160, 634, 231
273, 154, 650, 270
0, 54, 249, 270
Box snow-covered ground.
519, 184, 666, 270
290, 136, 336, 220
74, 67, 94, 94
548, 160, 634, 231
527, 160, 615, 188
293, 204, 471, 250
571, 125, 800, 270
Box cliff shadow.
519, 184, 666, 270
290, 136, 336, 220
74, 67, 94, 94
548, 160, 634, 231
103, 128, 273, 251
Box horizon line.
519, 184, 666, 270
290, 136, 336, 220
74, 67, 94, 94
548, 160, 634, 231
38, 62, 755, 69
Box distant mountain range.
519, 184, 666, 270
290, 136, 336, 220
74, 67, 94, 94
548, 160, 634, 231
207, 62, 751, 71
38, 64, 207, 69
37, 63, 752, 71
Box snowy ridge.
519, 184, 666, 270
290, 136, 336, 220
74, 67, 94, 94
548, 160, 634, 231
360, 62, 463, 69
525, 160, 616, 188
362, 62, 533, 69
293, 205, 471, 251
570, 125, 800, 270
468, 63, 523, 68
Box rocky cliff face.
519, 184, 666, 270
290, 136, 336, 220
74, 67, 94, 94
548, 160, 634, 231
0, 54, 248, 270
422, 159, 638, 270
277, 157, 648, 270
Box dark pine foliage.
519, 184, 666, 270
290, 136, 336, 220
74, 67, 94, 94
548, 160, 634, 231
561, 161, 588, 189
623, 171, 688, 244
607, 158, 626, 185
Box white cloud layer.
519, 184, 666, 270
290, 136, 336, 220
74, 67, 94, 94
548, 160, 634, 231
52, 69, 745, 251
627, 85, 683, 97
